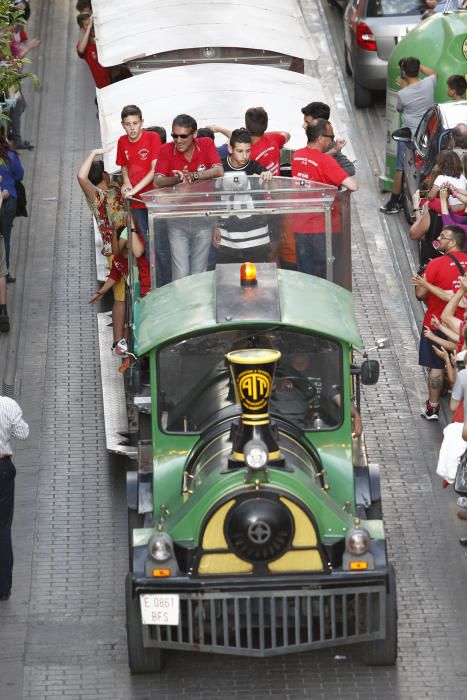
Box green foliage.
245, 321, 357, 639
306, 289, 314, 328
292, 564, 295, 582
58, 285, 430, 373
0, 0, 39, 104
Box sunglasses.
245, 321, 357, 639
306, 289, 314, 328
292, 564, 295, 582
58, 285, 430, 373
171, 132, 194, 140
322, 133, 335, 140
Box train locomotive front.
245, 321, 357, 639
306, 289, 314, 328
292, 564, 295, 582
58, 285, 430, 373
124, 228, 396, 672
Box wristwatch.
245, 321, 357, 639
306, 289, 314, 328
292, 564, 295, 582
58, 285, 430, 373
192, 172, 200, 181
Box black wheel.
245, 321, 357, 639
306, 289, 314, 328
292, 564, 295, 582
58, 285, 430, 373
361, 563, 398, 666
126, 574, 165, 674
344, 47, 352, 77
128, 507, 144, 569
354, 80, 373, 109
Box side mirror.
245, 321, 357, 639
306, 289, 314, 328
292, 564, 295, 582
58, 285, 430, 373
391, 127, 412, 143
360, 359, 380, 385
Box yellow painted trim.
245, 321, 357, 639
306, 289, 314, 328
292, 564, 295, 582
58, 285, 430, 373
280, 497, 318, 546
243, 413, 269, 420
226, 349, 281, 365
233, 449, 281, 460
268, 549, 323, 572
202, 500, 235, 549
198, 553, 253, 575
242, 419, 271, 426
194, 444, 231, 473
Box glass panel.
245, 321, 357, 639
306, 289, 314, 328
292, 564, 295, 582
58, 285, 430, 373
140, 175, 350, 289
366, 0, 422, 17
158, 328, 342, 433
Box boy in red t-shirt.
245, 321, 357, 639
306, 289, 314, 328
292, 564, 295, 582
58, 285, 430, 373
116, 105, 162, 259
208, 107, 290, 176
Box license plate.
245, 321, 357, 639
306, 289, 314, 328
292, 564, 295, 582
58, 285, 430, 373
140, 593, 180, 626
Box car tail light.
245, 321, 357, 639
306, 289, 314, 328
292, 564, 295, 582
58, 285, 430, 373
356, 21, 377, 51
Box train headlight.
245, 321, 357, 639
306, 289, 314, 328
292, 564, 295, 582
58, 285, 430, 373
148, 533, 173, 562
345, 528, 370, 555
244, 440, 268, 470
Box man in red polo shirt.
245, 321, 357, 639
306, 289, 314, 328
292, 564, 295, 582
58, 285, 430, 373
155, 114, 224, 279
76, 14, 110, 89
291, 119, 358, 277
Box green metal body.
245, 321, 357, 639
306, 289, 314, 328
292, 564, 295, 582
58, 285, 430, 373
135, 270, 384, 547
380, 11, 467, 191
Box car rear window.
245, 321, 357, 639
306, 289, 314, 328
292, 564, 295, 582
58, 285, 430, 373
366, 0, 422, 17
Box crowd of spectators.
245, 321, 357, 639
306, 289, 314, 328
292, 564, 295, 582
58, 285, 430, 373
388, 55, 467, 522
0, 1, 39, 333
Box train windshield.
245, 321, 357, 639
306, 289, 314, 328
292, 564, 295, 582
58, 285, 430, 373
158, 328, 343, 434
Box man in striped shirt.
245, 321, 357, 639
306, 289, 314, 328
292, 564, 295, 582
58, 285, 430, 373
0, 395, 29, 601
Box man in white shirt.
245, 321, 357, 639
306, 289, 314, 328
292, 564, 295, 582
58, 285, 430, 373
0, 395, 29, 600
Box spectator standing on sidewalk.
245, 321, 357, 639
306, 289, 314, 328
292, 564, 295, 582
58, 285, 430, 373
0, 134, 24, 283
7, 1, 41, 150
0, 190, 10, 333
0, 394, 29, 601
447, 74, 466, 101
381, 57, 437, 214
414, 224, 467, 419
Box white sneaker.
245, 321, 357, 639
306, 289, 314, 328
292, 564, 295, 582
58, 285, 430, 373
113, 338, 128, 357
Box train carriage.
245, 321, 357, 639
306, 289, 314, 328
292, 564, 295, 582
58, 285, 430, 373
91, 0, 317, 74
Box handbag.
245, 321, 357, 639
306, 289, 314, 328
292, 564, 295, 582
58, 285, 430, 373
454, 447, 467, 494
15, 181, 27, 217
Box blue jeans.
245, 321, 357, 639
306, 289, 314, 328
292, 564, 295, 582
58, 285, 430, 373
153, 220, 172, 287
131, 207, 149, 259
168, 218, 212, 280
0, 458, 15, 596
294, 233, 326, 278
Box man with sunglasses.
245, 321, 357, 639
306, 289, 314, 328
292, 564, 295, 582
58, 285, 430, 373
291, 119, 357, 277
415, 225, 467, 419
155, 114, 224, 279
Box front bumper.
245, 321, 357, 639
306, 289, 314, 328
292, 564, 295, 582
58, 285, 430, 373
132, 571, 389, 657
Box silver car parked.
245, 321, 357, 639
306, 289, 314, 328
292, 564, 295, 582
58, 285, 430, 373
343, 0, 422, 108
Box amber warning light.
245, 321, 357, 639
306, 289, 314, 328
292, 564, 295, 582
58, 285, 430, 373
240, 262, 257, 287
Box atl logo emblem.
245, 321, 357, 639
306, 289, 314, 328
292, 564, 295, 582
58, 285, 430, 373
237, 369, 272, 411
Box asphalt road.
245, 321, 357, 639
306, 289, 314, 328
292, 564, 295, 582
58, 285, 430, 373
0, 1, 466, 699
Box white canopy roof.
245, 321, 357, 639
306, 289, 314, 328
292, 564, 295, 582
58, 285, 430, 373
92, 0, 318, 67
97, 63, 330, 173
